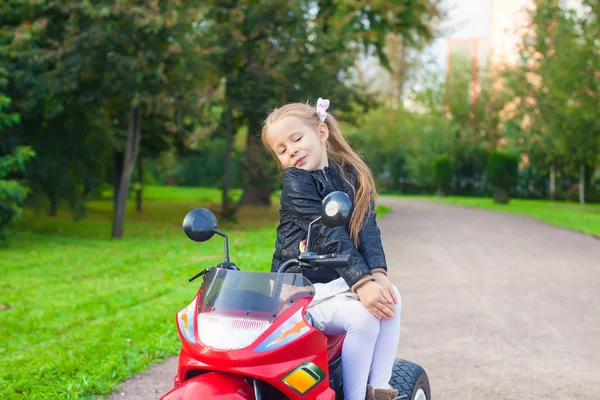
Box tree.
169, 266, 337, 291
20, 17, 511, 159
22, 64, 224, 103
1, 1, 216, 236
0, 96, 35, 244
502, 0, 599, 203
0, 1, 110, 218
199, 0, 444, 211
352, 7, 447, 109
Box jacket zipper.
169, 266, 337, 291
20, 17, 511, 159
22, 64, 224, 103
322, 170, 331, 186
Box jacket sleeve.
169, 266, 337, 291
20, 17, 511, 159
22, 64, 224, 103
357, 198, 388, 272
281, 168, 372, 288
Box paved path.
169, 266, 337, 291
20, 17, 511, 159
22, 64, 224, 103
108, 198, 600, 399
379, 198, 600, 400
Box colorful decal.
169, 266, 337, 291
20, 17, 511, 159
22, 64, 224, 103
281, 362, 326, 396
177, 296, 197, 344
253, 308, 310, 352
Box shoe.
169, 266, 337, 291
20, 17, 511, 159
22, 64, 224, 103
374, 387, 407, 400
366, 384, 376, 400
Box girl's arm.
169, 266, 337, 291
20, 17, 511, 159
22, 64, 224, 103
357, 198, 388, 273
281, 168, 373, 290
357, 198, 398, 304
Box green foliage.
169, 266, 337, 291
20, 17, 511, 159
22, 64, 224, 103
393, 56, 505, 195
432, 155, 454, 196
501, 0, 600, 203
195, 0, 443, 205
0, 0, 212, 234
486, 151, 519, 203
0, 0, 446, 229
345, 106, 455, 194
0, 146, 36, 243
0, 96, 35, 244
344, 108, 409, 191
345, 104, 488, 196
486, 151, 519, 190
453, 141, 488, 196
0, 96, 19, 131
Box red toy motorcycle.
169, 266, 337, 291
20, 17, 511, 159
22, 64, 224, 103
161, 191, 431, 400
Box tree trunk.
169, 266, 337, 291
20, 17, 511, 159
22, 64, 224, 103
579, 162, 585, 205
112, 107, 142, 238
549, 162, 556, 201
222, 87, 234, 219
113, 150, 124, 210
136, 156, 143, 213
240, 114, 273, 206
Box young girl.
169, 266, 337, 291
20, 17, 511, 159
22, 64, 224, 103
262, 98, 402, 400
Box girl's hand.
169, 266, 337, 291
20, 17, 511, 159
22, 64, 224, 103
372, 272, 398, 305
356, 280, 395, 319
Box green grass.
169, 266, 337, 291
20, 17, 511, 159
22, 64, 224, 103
407, 195, 600, 237
1, 186, 280, 399
376, 204, 391, 218
1, 185, 390, 400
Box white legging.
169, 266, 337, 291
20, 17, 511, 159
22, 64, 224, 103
321, 286, 401, 400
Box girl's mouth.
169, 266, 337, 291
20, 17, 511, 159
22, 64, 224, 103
295, 156, 307, 167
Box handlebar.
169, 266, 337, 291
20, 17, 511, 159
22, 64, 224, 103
311, 255, 352, 269
277, 254, 352, 274
277, 259, 301, 274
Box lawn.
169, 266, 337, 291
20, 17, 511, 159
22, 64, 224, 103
419, 195, 600, 237
1, 186, 279, 400
1, 185, 389, 400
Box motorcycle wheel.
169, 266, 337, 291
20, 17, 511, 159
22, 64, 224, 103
389, 359, 431, 400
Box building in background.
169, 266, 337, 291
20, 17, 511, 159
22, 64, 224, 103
444, 0, 534, 102
446, 36, 490, 107
489, 0, 533, 69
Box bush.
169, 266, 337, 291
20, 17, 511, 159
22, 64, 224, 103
485, 151, 519, 204
431, 155, 454, 196
453, 143, 488, 196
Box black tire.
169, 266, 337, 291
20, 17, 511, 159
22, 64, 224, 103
389, 359, 431, 400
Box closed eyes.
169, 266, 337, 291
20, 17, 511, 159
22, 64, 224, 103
278, 136, 302, 155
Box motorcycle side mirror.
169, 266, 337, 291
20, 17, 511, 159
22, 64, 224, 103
321, 191, 352, 227
305, 191, 352, 253
183, 208, 218, 242
183, 208, 231, 262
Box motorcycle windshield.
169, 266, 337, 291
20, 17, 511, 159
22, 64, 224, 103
197, 268, 315, 322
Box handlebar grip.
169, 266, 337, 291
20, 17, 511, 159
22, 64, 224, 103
313, 255, 352, 269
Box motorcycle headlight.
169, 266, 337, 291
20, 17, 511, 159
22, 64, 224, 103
197, 314, 272, 350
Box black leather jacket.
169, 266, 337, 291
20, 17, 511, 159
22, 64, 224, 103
271, 162, 387, 288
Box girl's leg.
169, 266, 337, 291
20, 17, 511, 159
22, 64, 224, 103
321, 300, 381, 400
368, 286, 402, 389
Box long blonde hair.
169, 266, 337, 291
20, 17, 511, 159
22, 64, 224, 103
261, 101, 377, 246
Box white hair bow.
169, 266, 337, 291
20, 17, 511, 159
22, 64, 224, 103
316, 97, 330, 122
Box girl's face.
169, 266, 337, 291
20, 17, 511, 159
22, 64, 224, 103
265, 115, 329, 171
